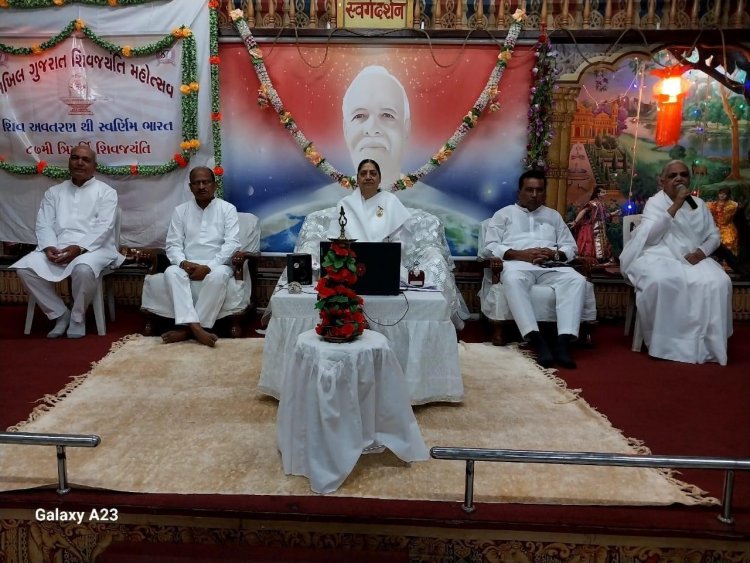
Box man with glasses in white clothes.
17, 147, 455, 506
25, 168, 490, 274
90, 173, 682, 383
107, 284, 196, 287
620, 160, 733, 365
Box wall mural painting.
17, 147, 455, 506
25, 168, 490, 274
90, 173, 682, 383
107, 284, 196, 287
568, 51, 750, 264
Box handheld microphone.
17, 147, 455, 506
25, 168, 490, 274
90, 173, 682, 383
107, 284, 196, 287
676, 184, 697, 209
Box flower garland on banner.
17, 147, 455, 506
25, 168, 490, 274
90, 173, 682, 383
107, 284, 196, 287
208, 0, 224, 194
230, 8, 527, 191
315, 242, 366, 342
0, 18, 199, 180
522, 30, 556, 170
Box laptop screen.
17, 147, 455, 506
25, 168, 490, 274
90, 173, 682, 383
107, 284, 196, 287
320, 241, 401, 295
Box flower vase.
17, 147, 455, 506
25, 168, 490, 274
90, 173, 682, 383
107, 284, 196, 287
318, 323, 361, 343
315, 237, 366, 344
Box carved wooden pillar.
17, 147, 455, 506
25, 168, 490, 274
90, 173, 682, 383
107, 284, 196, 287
309, 0, 318, 27
644, 0, 655, 27
604, 0, 612, 27
690, 0, 699, 27
284, 0, 293, 26
476, 0, 485, 29
547, 85, 580, 214
625, 0, 634, 26
582, 0, 591, 28
328, 0, 336, 27
712, 0, 722, 25
561, 0, 569, 27
668, 0, 677, 28
497, 0, 506, 28
732, 0, 745, 27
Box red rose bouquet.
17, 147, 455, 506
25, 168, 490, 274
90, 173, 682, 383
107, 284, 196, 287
315, 242, 366, 342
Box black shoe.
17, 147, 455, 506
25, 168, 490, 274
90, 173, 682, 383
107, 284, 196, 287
554, 334, 577, 369
526, 331, 554, 368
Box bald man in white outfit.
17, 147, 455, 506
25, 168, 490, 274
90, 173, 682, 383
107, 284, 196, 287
12, 145, 124, 338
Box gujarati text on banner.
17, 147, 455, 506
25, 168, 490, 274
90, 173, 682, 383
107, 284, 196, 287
0, 35, 181, 166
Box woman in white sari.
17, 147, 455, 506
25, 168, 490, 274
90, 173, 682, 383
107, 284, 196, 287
330, 159, 467, 329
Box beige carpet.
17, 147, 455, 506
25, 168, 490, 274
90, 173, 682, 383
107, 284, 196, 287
0, 335, 715, 505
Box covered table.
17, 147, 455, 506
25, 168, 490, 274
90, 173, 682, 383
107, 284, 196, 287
277, 329, 429, 493
259, 289, 462, 405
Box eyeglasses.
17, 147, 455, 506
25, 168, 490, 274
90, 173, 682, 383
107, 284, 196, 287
190, 179, 214, 186
666, 172, 689, 179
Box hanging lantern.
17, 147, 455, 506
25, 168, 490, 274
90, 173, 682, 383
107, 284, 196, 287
651, 65, 692, 147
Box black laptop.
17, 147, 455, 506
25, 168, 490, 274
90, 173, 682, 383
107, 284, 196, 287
320, 241, 401, 295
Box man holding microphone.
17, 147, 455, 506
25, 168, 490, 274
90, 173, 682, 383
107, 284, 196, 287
620, 160, 733, 365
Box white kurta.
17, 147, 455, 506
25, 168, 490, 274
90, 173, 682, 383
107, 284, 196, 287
155, 198, 241, 327
11, 178, 124, 280
482, 204, 588, 337
329, 189, 412, 246
166, 198, 240, 269
324, 189, 469, 327
327, 189, 414, 279
620, 191, 733, 365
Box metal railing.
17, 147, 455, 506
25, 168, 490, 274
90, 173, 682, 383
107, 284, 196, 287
431, 446, 750, 524
0, 432, 101, 495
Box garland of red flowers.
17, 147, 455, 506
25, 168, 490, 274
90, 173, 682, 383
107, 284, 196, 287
314, 242, 366, 341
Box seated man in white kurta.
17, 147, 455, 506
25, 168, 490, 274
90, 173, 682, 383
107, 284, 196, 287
158, 167, 240, 347
482, 169, 588, 369
620, 160, 733, 365
12, 145, 124, 338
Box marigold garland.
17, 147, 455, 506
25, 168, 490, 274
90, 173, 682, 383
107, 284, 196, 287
232, 12, 527, 192
0, 16, 199, 179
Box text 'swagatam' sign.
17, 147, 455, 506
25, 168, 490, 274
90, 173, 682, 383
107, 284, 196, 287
338, 0, 412, 28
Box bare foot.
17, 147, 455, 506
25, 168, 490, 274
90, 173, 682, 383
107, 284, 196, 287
162, 327, 190, 344
189, 324, 218, 347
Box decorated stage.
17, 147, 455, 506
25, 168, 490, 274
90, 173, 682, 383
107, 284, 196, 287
0, 306, 749, 561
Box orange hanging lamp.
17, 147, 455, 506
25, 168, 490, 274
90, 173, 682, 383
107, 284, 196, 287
651, 64, 692, 147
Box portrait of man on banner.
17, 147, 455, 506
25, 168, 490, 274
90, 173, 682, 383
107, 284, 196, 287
220, 44, 535, 256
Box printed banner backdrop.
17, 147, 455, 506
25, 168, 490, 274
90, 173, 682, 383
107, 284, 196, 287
0, 36, 181, 167
220, 43, 535, 256
0, 0, 212, 247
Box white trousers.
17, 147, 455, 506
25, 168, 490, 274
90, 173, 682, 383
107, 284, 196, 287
17, 265, 97, 323
500, 268, 588, 338
163, 264, 233, 328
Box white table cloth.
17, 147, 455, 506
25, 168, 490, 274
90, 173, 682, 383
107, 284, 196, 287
277, 329, 429, 493
259, 289, 462, 404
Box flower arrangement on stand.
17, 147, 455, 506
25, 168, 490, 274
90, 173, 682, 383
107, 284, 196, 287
314, 210, 366, 343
